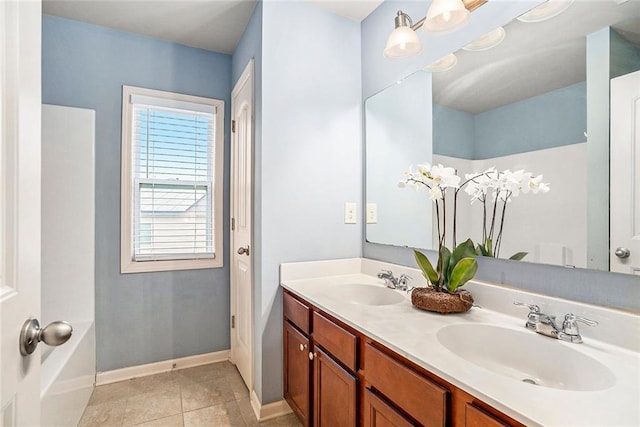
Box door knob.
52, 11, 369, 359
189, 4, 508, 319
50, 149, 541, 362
615, 247, 630, 259
237, 246, 250, 256
19, 318, 73, 356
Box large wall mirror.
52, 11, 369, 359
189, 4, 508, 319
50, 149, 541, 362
365, 0, 640, 275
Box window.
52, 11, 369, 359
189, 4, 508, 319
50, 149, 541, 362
121, 86, 224, 273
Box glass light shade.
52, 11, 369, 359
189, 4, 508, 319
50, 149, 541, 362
423, 0, 470, 34
517, 0, 574, 23
424, 53, 458, 72
462, 27, 506, 51
384, 26, 423, 58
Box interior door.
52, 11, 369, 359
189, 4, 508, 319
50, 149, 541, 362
0, 1, 42, 425
230, 59, 254, 390
610, 70, 640, 274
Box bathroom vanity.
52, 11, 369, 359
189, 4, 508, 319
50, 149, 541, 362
281, 258, 640, 427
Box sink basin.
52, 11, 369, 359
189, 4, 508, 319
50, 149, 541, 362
437, 324, 615, 391
327, 284, 405, 306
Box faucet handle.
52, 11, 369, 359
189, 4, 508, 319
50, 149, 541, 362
562, 313, 597, 334
514, 302, 541, 330
513, 302, 540, 312
398, 274, 411, 283
377, 270, 393, 279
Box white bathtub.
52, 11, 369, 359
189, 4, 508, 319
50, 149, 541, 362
41, 321, 95, 427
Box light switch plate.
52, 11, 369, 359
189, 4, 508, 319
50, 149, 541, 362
366, 203, 377, 224
344, 202, 357, 224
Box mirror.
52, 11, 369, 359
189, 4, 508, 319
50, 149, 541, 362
365, 0, 640, 274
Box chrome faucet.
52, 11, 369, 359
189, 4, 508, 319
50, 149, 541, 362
514, 302, 598, 344
377, 270, 412, 291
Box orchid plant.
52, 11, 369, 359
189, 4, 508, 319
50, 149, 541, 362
399, 163, 550, 292
399, 164, 479, 293
464, 167, 550, 259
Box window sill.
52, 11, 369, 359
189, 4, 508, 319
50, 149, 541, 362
121, 257, 222, 274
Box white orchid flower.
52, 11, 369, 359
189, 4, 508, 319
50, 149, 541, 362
528, 174, 550, 194
428, 186, 443, 201
430, 164, 461, 189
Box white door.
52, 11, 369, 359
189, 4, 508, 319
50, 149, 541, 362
230, 60, 254, 390
610, 70, 640, 274
1, 1, 42, 425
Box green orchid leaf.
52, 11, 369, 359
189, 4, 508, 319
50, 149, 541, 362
414, 250, 438, 285
475, 243, 487, 256
451, 239, 476, 265
449, 239, 473, 281
448, 257, 478, 293
485, 238, 493, 257
509, 252, 528, 261
439, 246, 452, 285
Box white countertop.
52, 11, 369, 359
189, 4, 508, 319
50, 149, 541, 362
280, 258, 640, 427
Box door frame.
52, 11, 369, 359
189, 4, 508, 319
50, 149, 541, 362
230, 58, 255, 390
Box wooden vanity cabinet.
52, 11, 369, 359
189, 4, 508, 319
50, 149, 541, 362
283, 291, 358, 427
283, 295, 312, 426
283, 290, 523, 427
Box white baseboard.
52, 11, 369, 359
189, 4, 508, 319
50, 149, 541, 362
96, 349, 231, 386
250, 390, 292, 422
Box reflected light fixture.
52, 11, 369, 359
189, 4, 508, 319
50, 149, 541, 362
384, 11, 423, 58
462, 27, 506, 51
384, 1, 487, 59
424, 53, 458, 72
423, 0, 470, 34
517, 0, 574, 23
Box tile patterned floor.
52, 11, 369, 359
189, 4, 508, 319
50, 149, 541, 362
78, 361, 302, 427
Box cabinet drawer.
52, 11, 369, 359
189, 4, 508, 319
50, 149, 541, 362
364, 344, 448, 427
284, 291, 310, 334
465, 404, 510, 427
312, 311, 357, 371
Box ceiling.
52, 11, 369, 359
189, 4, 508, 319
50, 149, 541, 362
432, 0, 640, 114
42, 0, 382, 54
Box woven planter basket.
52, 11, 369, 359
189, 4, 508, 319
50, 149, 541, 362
411, 287, 474, 314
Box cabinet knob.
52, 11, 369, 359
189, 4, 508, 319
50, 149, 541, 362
308, 351, 317, 361
299, 343, 307, 352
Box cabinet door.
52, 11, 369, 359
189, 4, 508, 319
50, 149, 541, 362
313, 347, 357, 427
284, 321, 311, 426
363, 389, 415, 427
465, 403, 510, 427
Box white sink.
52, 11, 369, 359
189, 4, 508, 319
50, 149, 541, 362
437, 323, 616, 391
326, 283, 405, 306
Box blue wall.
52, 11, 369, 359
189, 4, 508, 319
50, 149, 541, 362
259, 1, 362, 404
42, 15, 233, 371
433, 104, 475, 159
433, 82, 587, 159
474, 82, 586, 159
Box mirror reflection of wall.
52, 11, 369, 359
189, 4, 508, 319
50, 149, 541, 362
433, 79, 587, 268
365, 72, 433, 248
364, 0, 640, 274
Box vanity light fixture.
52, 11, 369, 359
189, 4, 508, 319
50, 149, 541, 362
384, 11, 423, 58
424, 53, 458, 72
462, 26, 506, 51
517, 0, 574, 23
383, 0, 487, 59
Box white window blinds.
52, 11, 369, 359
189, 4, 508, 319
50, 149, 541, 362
131, 98, 216, 261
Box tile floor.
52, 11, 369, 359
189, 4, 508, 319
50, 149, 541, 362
78, 361, 302, 427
